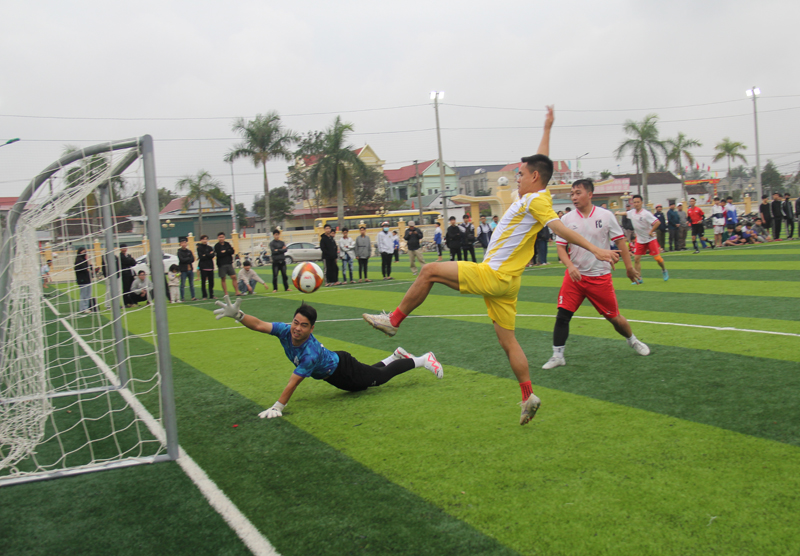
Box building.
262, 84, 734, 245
613, 172, 683, 208
454, 165, 507, 196
129, 194, 234, 241
396, 193, 470, 221
384, 159, 458, 201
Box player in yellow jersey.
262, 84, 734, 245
363, 106, 620, 425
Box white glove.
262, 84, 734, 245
259, 401, 285, 419
213, 295, 245, 322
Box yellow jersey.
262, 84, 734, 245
483, 189, 559, 276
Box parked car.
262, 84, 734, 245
133, 253, 179, 276
283, 242, 322, 265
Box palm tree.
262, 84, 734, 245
665, 132, 702, 202
175, 169, 224, 237
224, 112, 297, 234
614, 114, 666, 203
713, 137, 748, 176
307, 116, 369, 230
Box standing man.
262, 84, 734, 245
666, 201, 679, 252
477, 215, 493, 250
676, 202, 688, 250
363, 106, 620, 425
118, 244, 137, 301
445, 216, 462, 261
392, 231, 400, 262
404, 221, 425, 276
269, 229, 291, 292
433, 221, 443, 262
653, 204, 666, 251
686, 197, 709, 253
543, 179, 648, 370
214, 232, 237, 297
319, 224, 340, 286
197, 235, 216, 299
783, 193, 795, 239
759, 194, 772, 232
618, 195, 669, 282
177, 236, 197, 301
339, 228, 356, 284
376, 221, 394, 280
459, 214, 477, 262
711, 197, 726, 248
771, 192, 783, 240
491, 215, 499, 231
354, 225, 372, 282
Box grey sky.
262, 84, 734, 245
2, 0, 798, 209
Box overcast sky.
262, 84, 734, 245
2, 0, 798, 209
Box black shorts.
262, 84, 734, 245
324, 351, 413, 392
691, 223, 705, 237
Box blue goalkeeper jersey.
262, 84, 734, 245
269, 322, 339, 379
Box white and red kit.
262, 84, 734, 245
554, 206, 625, 317
627, 207, 660, 256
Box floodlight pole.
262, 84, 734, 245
432, 92, 447, 223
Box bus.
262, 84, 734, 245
314, 210, 441, 232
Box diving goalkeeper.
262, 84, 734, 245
213, 297, 443, 418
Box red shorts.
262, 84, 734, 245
557, 272, 619, 318
632, 239, 660, 257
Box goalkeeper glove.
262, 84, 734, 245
213, 295, 245, 322
259, 401, 285, 419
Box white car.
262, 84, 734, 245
283, 242, 323, 265
133, 253, 179, 276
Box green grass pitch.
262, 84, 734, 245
2, 241, 800, 555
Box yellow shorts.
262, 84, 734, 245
457, 261, 520, 330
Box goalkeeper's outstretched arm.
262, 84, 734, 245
214, 295, 272, 334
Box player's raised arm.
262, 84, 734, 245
213, 295, 273, 334
548, 219, 620, 264
536, 105, 554, 157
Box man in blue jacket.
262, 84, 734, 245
666, 201, 680, 251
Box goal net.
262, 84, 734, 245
0, 136, 178, 486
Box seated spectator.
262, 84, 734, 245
237, 260, 268, 295
126, 270, 152, 307
749, 219, 770, 243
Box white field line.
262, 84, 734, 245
44, 298, 279, 556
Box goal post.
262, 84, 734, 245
0, 135, 179, 486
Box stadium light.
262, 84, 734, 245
430, 91, 447, 221
746, 86, 762, 198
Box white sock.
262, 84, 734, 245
381, 355, 395, 366
412, 354, 429, 368
626, 334, 638, 346
553, 346, 565, 357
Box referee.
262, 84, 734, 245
686, 197, 710, 252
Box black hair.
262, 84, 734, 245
632, 194, 643, 201
294, 303, 317, 326
761, 195, 768, 200
243, 260, 251, 266
668, 200, 675, 205
217, 232, 225, 237
714, 197, 720, 201
138, 270, 146, 275
120, 243, 128, 248
272, 229, 280, 234
169, 264, 179, 272
324, 224, 331, 230
341, 228, 348, 233
200, 234, 208, 240
179, 236, 188, 243
726, 196, 733, 201
690, 198, 696, 202
571, 178, 594, 193
520, 154, 554, 185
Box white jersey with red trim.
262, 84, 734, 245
627, 208, 658, 244
555, 206, 624, 276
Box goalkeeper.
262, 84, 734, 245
213, 296, 443, 419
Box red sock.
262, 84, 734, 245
389, 307, 407, 328
520, 381, 533, 401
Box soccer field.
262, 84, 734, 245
3, 241, 800, 556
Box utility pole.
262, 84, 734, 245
747, 87, 762, 198
431, 91, 447, 223
229, 162, 237, 234
414, 160, 422, 222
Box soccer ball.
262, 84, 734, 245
497, 176, 509, 186
292, 262, 324, 294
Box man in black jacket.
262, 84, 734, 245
118, 244, 137, 300
445, 216, 462, 261
177, 236, 196, 301
759, 195, 772, 231
771, 192, 784, 239
783, 193, 795, 239
196, 234, 216, 299
319, 224, 339, 286
459, 214, 477, 262
270, 229, 291, 292
214, 232, 237, 296
404, 221, 425, 275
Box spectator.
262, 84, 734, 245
490, 215, 499, 231
238, 260, 268, 295
724, 196, 738, 240
783, 193, 795, 239
392, 230, 400, 262
42, 259, 52, 287
750, 218, 770, 242
404, 220, 425, 276
118, 244, 137, 299
771, 192, 785, 239
376, 221, 394, 280
445, 215, 462, 261
319, 224, 340, 286
167, 264, 180, 303
197, 234, 216, 299
620, 205, 634, 245
535, 225, 551, 265
459, 214, 477, 262
127, 270, 152, 306
339, 227, 356, 284
759, 194, 772, 231
666, 201, 680, 251
354, 225, 372, 282
270, 229, 291, 292
654, 204, 666, 251
723, 226, 747, 246
214, 232, 237, 296
676, 203, 688, 250
74, 247, 93, 313
177, 236, 196, 301
477, 215, 492, 250
433, 221, 443, 262
796, 196, 800, 229
557, 210, 565, 218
